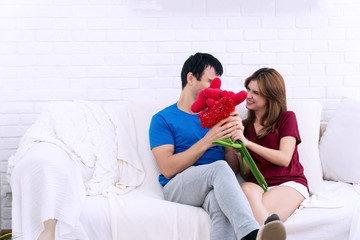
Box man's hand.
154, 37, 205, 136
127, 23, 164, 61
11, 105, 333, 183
203, 110, 242, 148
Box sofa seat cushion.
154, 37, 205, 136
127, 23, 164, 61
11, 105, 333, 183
80, 196, 112, 240
106, 189, 210, 240
285, 180, 360, 240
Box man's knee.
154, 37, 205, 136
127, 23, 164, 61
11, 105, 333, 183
211, 160, 233, 174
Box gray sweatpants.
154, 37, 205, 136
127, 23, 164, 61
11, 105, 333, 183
162, 160, 260, 240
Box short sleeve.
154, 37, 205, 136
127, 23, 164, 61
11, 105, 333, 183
278, 111, 301, 145
149, 113, 174, 149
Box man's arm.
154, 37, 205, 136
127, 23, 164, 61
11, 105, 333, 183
152, 139, 209, 179
152, 117, 239, 179
224, 147, 240, 173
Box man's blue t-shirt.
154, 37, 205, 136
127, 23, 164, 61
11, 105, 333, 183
149, 103, 224, 187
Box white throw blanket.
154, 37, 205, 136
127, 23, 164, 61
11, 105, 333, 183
102, 103, 146, 195
8, 101, 145, 239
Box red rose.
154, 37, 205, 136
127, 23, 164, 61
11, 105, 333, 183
198, 97, 235, 128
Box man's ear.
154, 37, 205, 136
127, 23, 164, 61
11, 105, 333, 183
187, 72, 195, 86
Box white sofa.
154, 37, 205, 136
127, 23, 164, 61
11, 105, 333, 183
8, 99, 360, 240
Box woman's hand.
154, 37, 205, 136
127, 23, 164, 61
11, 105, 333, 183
228, 111, 249, 145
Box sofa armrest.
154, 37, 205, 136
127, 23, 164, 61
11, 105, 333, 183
10, 142, 87, 240
319, 124, 327, 140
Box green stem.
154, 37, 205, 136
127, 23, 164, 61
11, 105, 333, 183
0, 233, 21, 239
213, 137, 268, 192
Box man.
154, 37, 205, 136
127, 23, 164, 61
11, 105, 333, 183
149, 53, 286, 240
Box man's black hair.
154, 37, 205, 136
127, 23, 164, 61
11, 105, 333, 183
180, 53, 223, 89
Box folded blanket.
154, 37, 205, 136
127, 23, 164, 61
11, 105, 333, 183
8, 100, 145, 195
103, 103, 145, 195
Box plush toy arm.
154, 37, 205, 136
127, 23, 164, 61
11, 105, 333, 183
191, 78, 223, 113
204, 88, 222, 100
209, 77, 221, 88
233, 91, 247, 105
191, 90, 207, 113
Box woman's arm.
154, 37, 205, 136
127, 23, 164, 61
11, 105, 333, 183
224, 111, 251, 177
231, 126, 297, 167
243, 136, 296, 167
225, 147, 240, 173
225, 147, 250, 178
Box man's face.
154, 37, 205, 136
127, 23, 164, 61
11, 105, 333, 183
193, 66, 219, 99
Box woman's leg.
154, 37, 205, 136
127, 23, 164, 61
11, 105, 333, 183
241, 182, 305, 225
241, 182, 269, 225
262, 186, 305, 222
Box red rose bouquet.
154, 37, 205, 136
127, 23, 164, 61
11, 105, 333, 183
191, 78, 268, 192
198, 96, 235, 129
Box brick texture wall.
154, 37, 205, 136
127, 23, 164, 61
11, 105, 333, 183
0, 0, 359, 230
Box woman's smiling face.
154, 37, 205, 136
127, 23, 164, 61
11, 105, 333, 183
245, 80, 267, 113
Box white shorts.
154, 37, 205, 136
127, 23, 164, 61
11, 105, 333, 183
267, 181, 309, 199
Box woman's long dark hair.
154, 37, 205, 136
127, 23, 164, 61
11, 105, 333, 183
243, 68, 287, 139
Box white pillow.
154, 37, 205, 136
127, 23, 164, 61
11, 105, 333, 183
288, 99, 324, 194
129, 100, 175, 198
319, 98, 360, 184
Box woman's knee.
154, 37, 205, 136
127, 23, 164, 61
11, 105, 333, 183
241, 182, 263, 199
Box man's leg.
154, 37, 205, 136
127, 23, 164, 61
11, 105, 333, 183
163, 161, 259, 240
203, 190, 236, 240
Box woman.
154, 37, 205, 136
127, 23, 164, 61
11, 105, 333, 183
231, 68, 309, 226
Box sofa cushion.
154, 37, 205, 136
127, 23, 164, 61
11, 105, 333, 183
319, 98, 360, 184
129, 100, 175, 198
287, 99, 324, 194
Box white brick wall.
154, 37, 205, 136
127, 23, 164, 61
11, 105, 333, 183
0, 0, 359, 230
